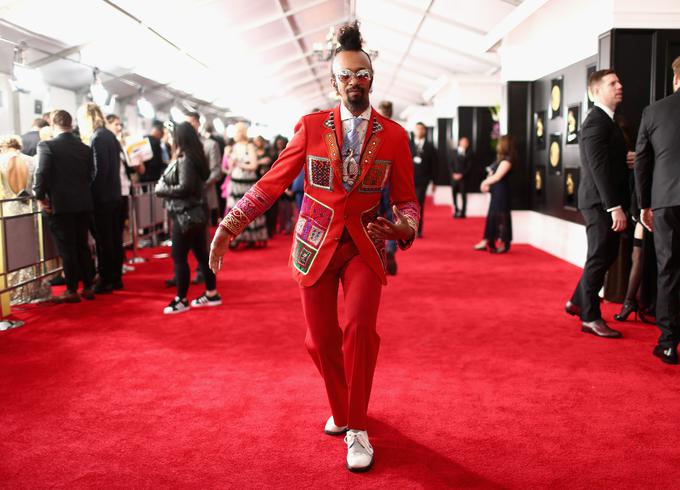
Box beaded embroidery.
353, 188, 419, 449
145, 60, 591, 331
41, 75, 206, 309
219, 184, 275, 236
292, 194, 334, 274
394, 200, 420, 250
307, 155, 332, 191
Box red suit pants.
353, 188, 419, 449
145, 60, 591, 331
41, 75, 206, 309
300, 237, 382, 430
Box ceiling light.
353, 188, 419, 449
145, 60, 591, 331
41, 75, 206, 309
136, 89, 155, 119
9, 44, 46, 94
90, 67, 109, 106
213, 117, 225, 134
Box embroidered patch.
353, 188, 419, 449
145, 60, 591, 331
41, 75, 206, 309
292, 194, 334, 274
359, 159, 391, 193
307, 155, 332, 191
220, 184, 275, 236
293, 241, 317, 274
372, 119, 383, 133
361, 204, 386, 269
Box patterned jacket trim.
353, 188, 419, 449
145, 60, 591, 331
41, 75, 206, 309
395, 200, 420, 250
219, 184, 275, 236
360, 203, 387, 270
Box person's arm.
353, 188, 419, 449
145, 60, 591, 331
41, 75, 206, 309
367, 127, 419, 249
155, 160, 196, 199
205, 140, 222, 185
33, 141, 53, 211
210, 117, 308, 272
483, 160, 512, 185
582, 118, 621, 209
634, 107, 654, 231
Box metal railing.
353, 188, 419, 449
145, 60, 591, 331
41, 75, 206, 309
0, 183, 168, 318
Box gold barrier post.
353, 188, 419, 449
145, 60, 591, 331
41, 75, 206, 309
0, 203, 11, 318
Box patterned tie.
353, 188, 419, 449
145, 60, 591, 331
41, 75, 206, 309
342, 117, 362, 190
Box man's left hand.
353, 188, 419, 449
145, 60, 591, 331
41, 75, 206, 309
367, 205, 415, 242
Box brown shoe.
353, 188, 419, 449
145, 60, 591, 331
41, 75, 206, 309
565, 301, 581, 317
581, 319, 622, 338
80, 288, 95, 300
52, 291, 81, 304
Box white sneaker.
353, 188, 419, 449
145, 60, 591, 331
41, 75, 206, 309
324, 416, 348, 435
190, 293, 222, 308
163, 297, 189, 314
344, 429, 374, 472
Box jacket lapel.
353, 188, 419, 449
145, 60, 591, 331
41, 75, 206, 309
351, 110, 384, 193
321, 106, 345, 192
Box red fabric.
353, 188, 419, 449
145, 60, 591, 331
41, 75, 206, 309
2, 201, 680, 488
223, 105, 418, 287
301, 238, 382, 430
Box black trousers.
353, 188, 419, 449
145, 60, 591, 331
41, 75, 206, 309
451, 179, 467, 215
93, 200, 123, 286
415, 183, 428, 235
171, 218, 216, 299
571, 207, 622, 322
653, 206, 680, 348
48, 212, 95, 293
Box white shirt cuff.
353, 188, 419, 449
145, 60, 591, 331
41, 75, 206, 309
607, 205, 622, 212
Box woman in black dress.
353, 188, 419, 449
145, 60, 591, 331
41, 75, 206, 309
473, 134, 516, 254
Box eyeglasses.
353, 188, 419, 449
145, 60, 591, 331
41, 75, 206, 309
334, 69, 372, 84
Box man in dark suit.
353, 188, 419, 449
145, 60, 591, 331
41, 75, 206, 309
20, 118, 49, 157
450, 136, 473, 218
565, 69, 630, 338
410, 121, 437, 237
34, 110, 96, 303
634, 56, 680, 365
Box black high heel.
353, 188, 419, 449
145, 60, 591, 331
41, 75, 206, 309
614, 302, 638, 322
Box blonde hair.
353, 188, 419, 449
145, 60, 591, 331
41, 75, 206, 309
0, 134, 23, 152
234, 122, 249, 143
77, 102, 105, 144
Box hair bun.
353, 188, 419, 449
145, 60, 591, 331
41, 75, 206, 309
337, 21, 363, 51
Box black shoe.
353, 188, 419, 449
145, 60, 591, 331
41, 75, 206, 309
191, 271, 205, 285
581, 319, 622, 338
80, 288, 95, 300
164, 277, 177, 288
653, 345, 679, 365
52, 291, 81, 303
386, 252, 397, 276
93, 283, 114, 294
614, 302, 637, 322
49, 274, 66, 286
565, 301, 581, 317
112, 281, 124, 290
453, 210, 461, 218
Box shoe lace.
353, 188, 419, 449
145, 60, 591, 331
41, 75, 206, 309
344, 431, 373, 455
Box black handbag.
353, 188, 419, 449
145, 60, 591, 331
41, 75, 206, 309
175, 205, 206, 233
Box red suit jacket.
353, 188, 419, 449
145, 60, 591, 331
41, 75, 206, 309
220, 105, 420, 287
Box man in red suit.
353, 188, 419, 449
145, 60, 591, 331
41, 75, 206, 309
209, 22, 419, 473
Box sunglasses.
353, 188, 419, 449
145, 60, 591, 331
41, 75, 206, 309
334, 69, 372, 84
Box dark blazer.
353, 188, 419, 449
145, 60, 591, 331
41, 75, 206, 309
634, 90, 680, 210
155, 155, 208, 213
410, 139, 437, 187
90, 127, 122, 205
449, 149, 473, 177
139, 135, 165, 183
577, 106, 629, 211
21, 130, 40, 157
33, 132, 94, 215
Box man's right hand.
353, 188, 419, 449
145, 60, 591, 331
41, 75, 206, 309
209, 226, 234, 273
38, 199, 52, 214
640, 208, 653, 232
453, 173, 463, 181
610, 207, 627, 232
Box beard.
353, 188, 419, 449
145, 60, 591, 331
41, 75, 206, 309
344, 86, 369, 112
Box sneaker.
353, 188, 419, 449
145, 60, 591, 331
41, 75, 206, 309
190, 293, 222, 308
344, 429, 374, 472
163, 297, 189, 314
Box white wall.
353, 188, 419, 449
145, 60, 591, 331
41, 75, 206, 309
613, 0, 680, 28
499, 0, 614, 82
433, 75, 502, 117
0, 74, 17, 136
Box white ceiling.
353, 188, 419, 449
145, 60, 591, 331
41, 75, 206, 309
0, 0, 530, 128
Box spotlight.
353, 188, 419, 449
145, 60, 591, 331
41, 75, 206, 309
90, 67, 109, 106
136, 89, 155, 119
10, 44, 46, 94
213, 117, 225, 134
170, 105, 185, 122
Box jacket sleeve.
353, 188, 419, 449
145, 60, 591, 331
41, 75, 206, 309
390, 127, 420, 250
204, 139, 222, 186
33, 141, 52, 200
634, 107, 654, 210
582, 118, 621, 210
219, 117, 307, 236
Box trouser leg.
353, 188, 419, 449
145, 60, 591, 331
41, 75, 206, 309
190, 224, 217, 291
572, 207, 621, 321
653, 207, 680, 348
93, 202, 117, 285
49, 214, 79, 293
171, 219, 192, 299
75, 212, 95, 289
451, 181, 459, 213
460, 180, 467, 216
341, 253, 382, 430
415, 184, 427, 235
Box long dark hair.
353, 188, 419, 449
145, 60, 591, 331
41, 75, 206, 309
174, 122, 209, 180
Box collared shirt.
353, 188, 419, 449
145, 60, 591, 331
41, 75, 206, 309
594, 102, 615, 121
593, 102, 622, 212
414, 137, 425, 153
340, 104, 371, 153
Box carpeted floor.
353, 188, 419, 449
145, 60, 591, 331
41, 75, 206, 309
1, 201, 679, 489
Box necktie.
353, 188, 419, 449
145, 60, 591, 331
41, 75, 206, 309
342, 117, 362, 190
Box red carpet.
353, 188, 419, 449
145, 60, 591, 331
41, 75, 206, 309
1, 201, 679, 489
